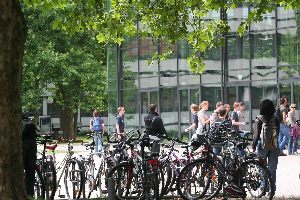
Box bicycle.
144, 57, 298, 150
176, 130, 275, 200
82, 133, 115, 199
45, 139, 85, 199
35, 135, 57, 200
106, 131, 164, 200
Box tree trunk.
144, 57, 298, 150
60, 107, 75, 139
0, 0, 27, 199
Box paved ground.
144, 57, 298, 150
42, 143, 300, 199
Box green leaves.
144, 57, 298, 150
22, 0, 300, 74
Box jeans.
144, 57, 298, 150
93, 133, 103, 153
257, 144, 279, 192
288, 136, 299, 154
279, 123, 289, 151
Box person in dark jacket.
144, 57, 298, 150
22, 112, 37, 197
144, 104, 167, 153
253, 99, 280, 195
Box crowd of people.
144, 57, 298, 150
20, 97, 300, 198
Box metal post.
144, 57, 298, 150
108, 177, 116, 200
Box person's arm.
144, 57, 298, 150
101, 118, 106, 132
252, 118, 262, 151
116, 118, 121, 134
282, 110, 287, 125
231, 112, 245, 126
89, 119, 93, 131
185, 123, 196, 132
199, 112, 209, 125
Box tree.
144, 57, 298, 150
22, 9, 107, 139
0, 1, 27, 199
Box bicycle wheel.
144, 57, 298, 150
34, 165, 45, 199
237, 159, 275, 200
177, 158, 222, 200
64, 158, 84, 199
107, 161, 144, 200
96, 157, 109, 197
43, 160, 57, 200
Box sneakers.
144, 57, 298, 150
279, 151, 287, 156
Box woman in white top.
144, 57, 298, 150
196, 101, 210, 135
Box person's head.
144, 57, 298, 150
93, 110, 99, 117
199, 101, 209, 111
219, 106, 227, 117
260, 99, 276, 118
190, 104, 199, 113
280, 96, 289, 106
224, 104, 230, 112
117, 106, 125, 116
233, 102, 239, 111
149, 104, 158, 113
216, 101, 223, 110
239, 102, 245, 111
290, 104, 297, 111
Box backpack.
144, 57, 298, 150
92, 117, 102, 132
275, 106, 282, 121
258, 115, 278, 150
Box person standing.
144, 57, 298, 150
196, 101, 210, 135
90, 110, 105, 153
210, 106, 232, 155
278, 96, 289, 156
224, 103, 231, 120
238, 102, 246, 130
253, 99, 279, 195
231, 102, 245, 131
22, 112, 37, 198
185, 104, 199, 133
144, 104, 167, 153
115, 106, 126, 141
287, 104, 299, 155
210, 101, 224, 126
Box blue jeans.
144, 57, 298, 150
288, 136, 299, 154
257, 144, 279, 192
94, 133, 103, 153
279, 124, 289, 151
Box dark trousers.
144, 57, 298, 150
22, 140, 37, 197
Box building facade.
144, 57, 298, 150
107, 5, 300, 140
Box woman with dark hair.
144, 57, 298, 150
253, 99, 280, 195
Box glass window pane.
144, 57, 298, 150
139, 38, 159, 88
227, 3, 249, 33
191, 89, 200, 105
180, 90, 189, 111
279, 83, 291, 103
278, 27, 300, 66
141, 92, 148, 114
227, 87, 236, 107
160, 44, 177, 87
201, 84, 221, 111
160, 88, 178, 138
278, 65, 300, 79
250, 11, 275, 31
251, 33, 276, 76
251, 81, 277, 109
251, 81, 277, 125
150, 91, 158, 106
121, 89, 139, 130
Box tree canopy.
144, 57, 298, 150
23, 0, 300, 73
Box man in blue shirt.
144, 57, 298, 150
116, 106, 125, 141
90, 110, 105, 153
